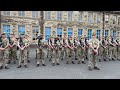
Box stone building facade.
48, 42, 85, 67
0, 11, 120, 43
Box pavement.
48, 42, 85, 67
0, 45, 120, 79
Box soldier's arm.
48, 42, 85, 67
96, 40, 100, 50
88, 40, 94, 50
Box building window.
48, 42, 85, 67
104, 30, 109, 38
88, 13, 93, 23
57, 28, 62, 37
112, 15, 117, 24
3, 25, 10, 39
32, 26, 39, 40
32, 11, 38, 18
97, 14, 101, 23
88, 29, 92, 40
78, 12, 82, 22
78, 29, 82, 38
96, 30, 101, 39
18, 25, 25, 37
105, 15, 109, 23
45, 27, 51, 41
57, 11, 62, 20
18, 11, 25, 17
68, 28, 73, 38
113, 31, 116, 39
3, 11, 10, 16
68, 11, 73, 21
45, 11, 51, 20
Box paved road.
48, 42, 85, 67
0, 46, 120, 79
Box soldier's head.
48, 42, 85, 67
92, 32, 96, 38
20, 33, 25, 38
1, 33, 6, 38
10, 33, 15, 38
69, 36, 72, 40
25, 34, 29, 39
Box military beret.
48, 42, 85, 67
92, 32, 96, 36
1, 33, 5, 35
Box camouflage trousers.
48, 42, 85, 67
98, 46, 103, 60
0, 50, 9, 67
103, 47, 108, 60
88, 48, 98, 68
109, 46, 116, 59
67, 48, 75, 62
9, 47, 17, 63
37, 49, 45, 64
60, 47, 65, 60
18, 50, 27, 66
118, 45, 120, 59
27, 47, 30, 60
53, 50, 61, 63
78, 47, 85, 62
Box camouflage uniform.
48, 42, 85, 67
78, 36, 86, 64
17, 35, 28, 68
67, 37, 75, 64
0, 36, 9, 69
9, 35, 17, 64
88, 33, 100, 71
117, 37, 120, 60
63, 37, 69, 64
36, 38, 46, 67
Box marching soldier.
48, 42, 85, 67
98, 37, 103, 62
59, 37, 64, 61
35, 34, 46, 67
102, 36, 108, 61
0, 33, 10, 69
48, 35, 58, 66
54, 36, 61, 65
47, 36, 53, 61
84, 35, 89, 61
17, 33, 29, 68
117, 35, 120, 60
9, 33, 17, 64
67, 36, 75, 64
88, 32, 100, 71
62, 35, 69, 64
78, 36, 86, 64
108, 36, 116, 61
74, 36, 78, 60
25, 34, 31, 63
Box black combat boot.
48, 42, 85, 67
78, 61, 81, 64
49, 58, 52, 61
0, 66, 3, 69
13, 61, 16, 64
8, 60, 11, 64
36, 64, 39, 67
104, 59, 107, 61
66, 61, 69, 64
24, 65, 28, 68
72, 61, 75, 64
61, 58, 63, 60
75, 58, 78, 60
94, 66, 100, 70
52, 63, 55, 66
99, 59, 101, 62
56, 63, 60, 65
5, 66, 9, 69
42, 64, 46, 66
28, 60, 30, 63
88, 67, 92, 71
82, 61, 86, 64
17, 65, 21, 68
